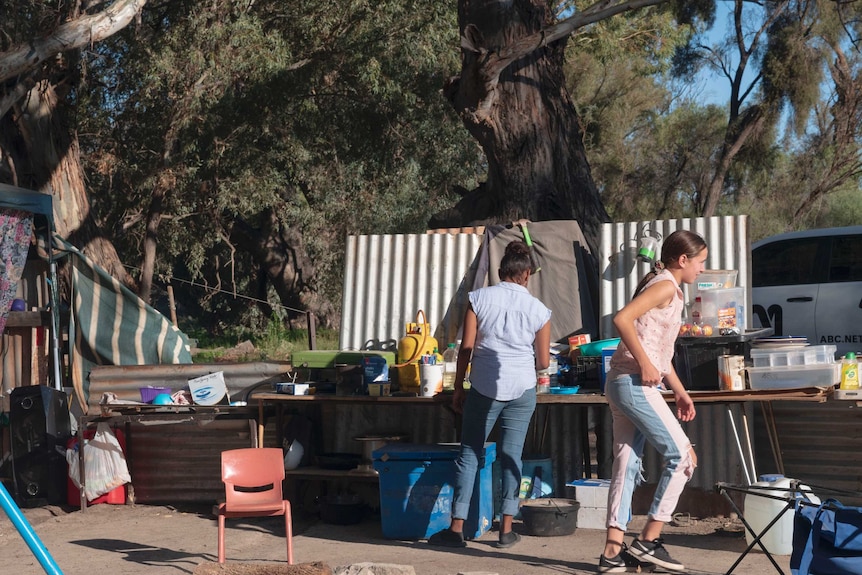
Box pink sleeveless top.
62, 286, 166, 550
609, 270, 683, 377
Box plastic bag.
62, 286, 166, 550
66, 422, 131, 501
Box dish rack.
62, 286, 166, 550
570, 355, 601, 387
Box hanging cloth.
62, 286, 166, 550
0, 208, 33, 337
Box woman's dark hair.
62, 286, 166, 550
633, 230, 707, 297
499, 240, 532, 281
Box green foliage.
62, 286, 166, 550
79, 0, 480, 335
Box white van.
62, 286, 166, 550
751, 225, 862, 357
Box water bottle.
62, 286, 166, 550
691, 296, 702, 325
536, 369, 551, 394
442, 343, 457, 391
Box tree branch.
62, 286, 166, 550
0, 0, 148, 84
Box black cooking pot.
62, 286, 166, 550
520, 498, 579, 536
318, 494, 365, 525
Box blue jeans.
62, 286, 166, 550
452, 386, 536, 519
605, 373, 695, 529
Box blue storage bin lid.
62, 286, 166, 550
372, 442, 495, 461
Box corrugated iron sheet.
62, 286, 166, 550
83, 363, 290, 504
599, 216, 750, 338
126, 419, 256, 503
87, 362, 292, 410
340, 230, 484, 351
333, 218, 757, 514
755, 401, 862, 506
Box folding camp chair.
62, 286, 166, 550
716, 481, 862, 575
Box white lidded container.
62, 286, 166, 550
744, 474, 820, 555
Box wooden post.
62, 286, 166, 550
167, 284, 178, 327
306, 311, 316, 350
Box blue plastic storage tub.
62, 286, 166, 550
372, 442, 496, 540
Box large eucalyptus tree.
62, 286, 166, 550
0, 0, 145, 286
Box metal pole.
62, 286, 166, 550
306, 311, 316, 350
0, 481, 63, 574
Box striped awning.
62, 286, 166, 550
56, 238, 192, 412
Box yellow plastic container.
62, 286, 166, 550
395, 310, 438, 393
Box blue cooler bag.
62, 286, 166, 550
791, 499, 862, 575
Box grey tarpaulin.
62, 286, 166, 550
438, 220, 599, 345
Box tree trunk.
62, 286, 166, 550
138, 185, 166, 302
230, 211, 337, 329
434, 0, 610, 255
13, 81, 135, 288
0, 0, 147, 289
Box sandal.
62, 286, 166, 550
496, 531, 521, 549
428, 528, 467, 548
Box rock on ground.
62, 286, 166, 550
192, 561, 332, 575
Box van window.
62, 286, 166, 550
752, 237, 824, 287
828, 235, 862, 282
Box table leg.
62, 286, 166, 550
77, 418, 87, 512
124, 421, 134, 504
596, 405, 613, 478
258, 399, 265, 447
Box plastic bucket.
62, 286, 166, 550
419, 364, 443, 397
744, 475, 820, 555
520, 456, 554, 499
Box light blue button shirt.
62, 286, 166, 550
468, 282, 552, 401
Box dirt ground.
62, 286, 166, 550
0, 501, 794, 575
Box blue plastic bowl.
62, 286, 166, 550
152, 393, 173, 405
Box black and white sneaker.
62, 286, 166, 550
597, 544, 656, 573
598, 551, 629, 574
628, 537, 685, 572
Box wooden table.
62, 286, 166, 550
251, 386, 832, 482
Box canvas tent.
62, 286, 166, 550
0, 184, 63, 389
461, 221, 599, 343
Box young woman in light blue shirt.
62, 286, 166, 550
429, 240, 551, 550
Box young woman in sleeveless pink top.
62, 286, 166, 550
598, 230, 708, 574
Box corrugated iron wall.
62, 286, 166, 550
126, 419, 256, 503
85, 363, 291, 504
599, 216, 750, 338
334, 220, 754, 509
70, 216, 861, 509
754, 401, 862, 506
340, 229, 484, 351
86, 362, 292, 409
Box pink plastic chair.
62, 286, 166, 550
217, 447, 294, 564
